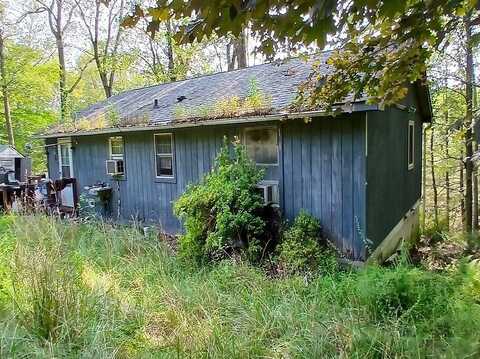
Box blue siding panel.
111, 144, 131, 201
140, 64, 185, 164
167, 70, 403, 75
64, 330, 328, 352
47, 117, 367, 259
282, 114, 366, 259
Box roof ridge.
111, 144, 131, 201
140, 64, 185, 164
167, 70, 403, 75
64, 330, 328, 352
108, 51, 332, 96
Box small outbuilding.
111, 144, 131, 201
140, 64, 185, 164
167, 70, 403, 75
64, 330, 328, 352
0, 144, 29, 181
38, 52, 432, 262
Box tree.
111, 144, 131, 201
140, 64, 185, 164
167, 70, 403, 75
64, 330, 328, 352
124, 1, 480, 109
0, 5, 15, 146
75, 0, 125, 99
32, 0, 92, 122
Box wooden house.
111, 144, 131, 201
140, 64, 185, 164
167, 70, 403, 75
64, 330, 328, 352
38, 53, 432, 261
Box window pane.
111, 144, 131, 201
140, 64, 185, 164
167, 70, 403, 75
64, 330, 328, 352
245, 127, 278, 164
60, 145, 70, 166
110, 137, 124, 156
155, 134, 172, 154
408, 123, 414, 166
156, 155, 173, 176
62, 165, 71, 178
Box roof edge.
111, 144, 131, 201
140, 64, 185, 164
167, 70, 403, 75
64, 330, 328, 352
36, 105, 377, 139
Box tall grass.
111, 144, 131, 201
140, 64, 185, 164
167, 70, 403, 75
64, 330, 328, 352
1, 215, 480, 357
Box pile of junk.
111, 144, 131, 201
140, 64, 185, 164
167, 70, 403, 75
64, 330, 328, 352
0, 145, 79, 216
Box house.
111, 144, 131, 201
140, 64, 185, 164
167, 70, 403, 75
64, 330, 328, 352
38, 52, 432, 261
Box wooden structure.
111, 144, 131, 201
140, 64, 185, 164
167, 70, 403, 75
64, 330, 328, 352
38, 53, 432, 261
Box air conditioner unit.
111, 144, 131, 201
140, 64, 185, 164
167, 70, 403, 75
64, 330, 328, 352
256, 181, 279, 206
106, 159, 124, 176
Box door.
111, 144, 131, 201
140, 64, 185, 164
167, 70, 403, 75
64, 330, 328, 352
57, 139, 74, 207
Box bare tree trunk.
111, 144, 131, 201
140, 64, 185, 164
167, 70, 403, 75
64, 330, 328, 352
54, 0, 68, 122
464, 13, 474, 233
227, 39, 234, 71
235, 29, 247, 69
445, 128, 451, 230
422, 125, 427, 231
461, 150, 466, 231
430, 126, 439, 227
227, 29, 248, 70
165, 20, 175, 81
0, 33, 13, 146
474, 142, 479, 231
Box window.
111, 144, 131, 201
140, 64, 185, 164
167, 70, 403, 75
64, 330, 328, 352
408, 120, 414, 170
244, 126, 279, 165
109, 136, 124, 174
109, 136, 124, 159
154, 133, 174, 178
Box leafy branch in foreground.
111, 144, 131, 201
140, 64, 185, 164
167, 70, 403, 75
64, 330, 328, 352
123, 1, 479, 110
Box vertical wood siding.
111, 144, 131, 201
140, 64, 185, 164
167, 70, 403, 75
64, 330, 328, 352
366, 107, 423, 248
282, 114, 366, 260
46, 116, 367, 259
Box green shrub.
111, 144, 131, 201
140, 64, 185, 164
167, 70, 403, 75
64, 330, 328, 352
276, 211, 337, 274
174, 139, 266, 264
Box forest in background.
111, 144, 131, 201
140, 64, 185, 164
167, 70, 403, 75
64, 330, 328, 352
0, 0, 479, 238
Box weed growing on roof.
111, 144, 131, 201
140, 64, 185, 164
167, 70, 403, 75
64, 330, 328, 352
172, 78, 273, 121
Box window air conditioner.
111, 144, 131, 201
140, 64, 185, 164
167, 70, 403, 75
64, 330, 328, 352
106, 159, 124, 176
256, 181, 279, 206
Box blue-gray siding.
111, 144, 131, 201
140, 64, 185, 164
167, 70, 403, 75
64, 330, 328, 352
47, 116, 367, 259
366, 107, 423, 248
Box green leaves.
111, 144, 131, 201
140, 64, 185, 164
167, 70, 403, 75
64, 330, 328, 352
174, 140, 266, 264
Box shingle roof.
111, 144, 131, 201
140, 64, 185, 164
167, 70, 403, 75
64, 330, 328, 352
44, 52, 357, 135
82, 54, 329, 124
0, 145, 24, 158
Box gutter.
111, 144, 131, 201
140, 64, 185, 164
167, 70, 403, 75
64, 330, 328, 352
35, 103, 378, 139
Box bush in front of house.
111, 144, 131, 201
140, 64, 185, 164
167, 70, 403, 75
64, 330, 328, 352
276, 210, 337, 274
173, 139, 266, 264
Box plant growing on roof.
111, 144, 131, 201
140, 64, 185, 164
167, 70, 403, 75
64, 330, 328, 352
172, 78, 272, 121
173, 138, 266, 264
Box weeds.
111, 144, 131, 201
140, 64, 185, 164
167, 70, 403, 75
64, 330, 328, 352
1, 215, 480, 357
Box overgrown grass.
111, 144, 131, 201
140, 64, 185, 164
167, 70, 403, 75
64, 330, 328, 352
1, 215, 480, 357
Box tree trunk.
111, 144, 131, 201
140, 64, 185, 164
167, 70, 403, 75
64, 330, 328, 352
165, 20, 175, 81
445, 134, 450, 231
430, 126, 439, 227
227, 29, 247, 70
464, 13, 474, 233
422, 125, 427, 231
235, 29, 247, 69
0, 33, 14, 146
461, 150, 466, 231
55, 0, 68, 122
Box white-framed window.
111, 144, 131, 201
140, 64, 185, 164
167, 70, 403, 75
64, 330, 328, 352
154, 133, 175, 178
408, 120, 415, 170
108, 136, 125, 174
243, 126, 279, 166
109, 136, 124, 160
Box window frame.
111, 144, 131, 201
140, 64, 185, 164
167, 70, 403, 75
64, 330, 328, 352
242, 125, 280, 166
408, 120, 415, 170
154, 133, 175, 180
108, 136, 125, 177
109, 136, 125, 160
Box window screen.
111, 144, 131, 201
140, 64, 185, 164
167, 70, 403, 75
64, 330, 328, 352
155, 133, 174, 177
244, 127, 278, 165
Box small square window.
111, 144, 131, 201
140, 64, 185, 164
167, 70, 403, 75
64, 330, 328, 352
244, 126, 278, 165
408, 120, 414, 170
155, 133, 175, 178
